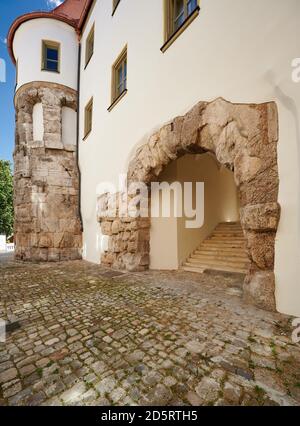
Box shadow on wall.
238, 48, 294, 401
264, 70, 300, 239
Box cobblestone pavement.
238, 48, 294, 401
0, 254, 299, 406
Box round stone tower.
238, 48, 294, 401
9, 5, 83, 261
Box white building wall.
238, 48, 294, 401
78, 0, 300, 316
150, 154, 239, 269
13, 18, 78, 91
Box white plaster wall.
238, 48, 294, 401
32, 103, 44, 142
150, 154, 238, 269
219, 167, 240, 223
176, 155, 238, 266
150, 161, 179, 270
62, 107, 77, 147
79, 0, 300, 316
13, 18, 78, 91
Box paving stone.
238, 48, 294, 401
195, 377, 220, 403
95, 378, 116, 396
223, 382, 242, 404
0, 368, 18, 384
45, 338, 60, 346
111, 387, 126, 403
0, 257, 299, 407
3, 381, 22, 398
61, 382, 86, 404
148, 384, 173, 405
19, 364, 36, 377
186, 391, 203, 406
185, 340, 206, 354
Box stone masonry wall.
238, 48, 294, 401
14, 82, 82, 261
98, 98, 280, 311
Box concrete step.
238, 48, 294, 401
183, 221, 249, 275
195, 248, 248, 256
187, 257, 249, 269
208, 236, 246, 241
201, 242, 246, 248
183, 262, 248, 274
191, 254, 249, 263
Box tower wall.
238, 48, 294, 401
14, 82, 82, 261
13, 18, 78, 92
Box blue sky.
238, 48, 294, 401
0, 0, 63, 163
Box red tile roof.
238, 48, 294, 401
7, 0, 94, 64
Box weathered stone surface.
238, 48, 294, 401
244, 231, 276, 270
14, 82, 82, 262
195, 377, 220, 403
244, 271, 276, 311
240, 203, 280, 231
223, 382, 242, 405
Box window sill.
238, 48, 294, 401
82, 130, 92, 141
41, 69, 60, 74
112, 0, 121, 17
108, 89, 127, 112
161, 6, 200, 53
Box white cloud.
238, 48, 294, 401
0, 37, 7, 45
46, 0, 63, 8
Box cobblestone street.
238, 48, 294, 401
0, 255, 299, 406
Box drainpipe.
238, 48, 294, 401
76, 41, 84, 232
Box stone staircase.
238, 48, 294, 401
183, 222, 250, 274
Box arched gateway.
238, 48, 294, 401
99, 98, 280, 311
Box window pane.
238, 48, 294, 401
88, 35, 94, 57
124, 60, 127, 78
174, 0, 185, 31
47, 47, 58, 61
174, 0, 184, 18
187, 0, 197, 15
46, 60, 58, 72
118, 65, 123, 85
117, 81, 123, 96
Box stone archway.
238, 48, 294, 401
99, 98, 280, 311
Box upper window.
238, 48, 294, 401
162, 0, 199, 52
85, 25, 95, 67
42, 40, 60, 73
112, 0, 121, 15
84, 98, 93, 139
109, 46, 127, 111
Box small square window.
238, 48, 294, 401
42, 40, 60, 73
84, 98, 93, 139
111, 47, 127, 106
85, 25, 95, 67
